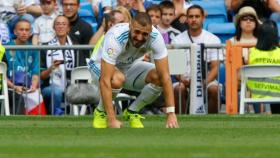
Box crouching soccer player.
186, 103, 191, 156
88, 12, 179, 128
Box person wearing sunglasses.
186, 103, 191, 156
230, 6, 266, 113
230, 6, 261, 64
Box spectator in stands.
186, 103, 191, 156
171, 0, 192, 32
62, 0, 94, 66
89, 8, 130, 48
0, 0, 42, 32
116, 5, 132, 22
40, 15, 78, 115
229, 0, 272, 20
268, 0, 280, 22
229, 6, 261, 64
119, 0, 153, 17
146, 4, 162, 27
248, 20, 280, 114
3, 19, 40, 114
32, 0, 58, 45
91, 0, 117, 17
171, 5, 223, 114
157, 1, 180, 44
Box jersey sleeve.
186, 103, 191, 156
101, 33, 122, 65
150, 31, 168, 60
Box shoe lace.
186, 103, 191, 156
97, 111, 106, 119
131, 113, 145, 120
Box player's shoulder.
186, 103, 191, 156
107, 23, 130, 43
150, 26, 161, 40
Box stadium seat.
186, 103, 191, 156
151, 0, 163, 5
239, 65, 280, 114
192, 1, 228, 28
68, 66, 96, 116
0, 62, 10, 116
207, 22, 236, 43
78, 2, 98, 33
218, 63, 226, 104
277, 23, 280, 40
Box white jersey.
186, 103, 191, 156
92, 23, 168, 70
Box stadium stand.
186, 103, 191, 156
192, 0, 228, 28
206, 22, 236, 43
78, 1, 98, 33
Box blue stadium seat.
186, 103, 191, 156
151, 0, 163, 5
277, 22, 280, 39
207, 22, 236, 43
192, 1, 228, 28
78, 2, 98, 33
218, 63, 226, 104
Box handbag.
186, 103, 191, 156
65, 83, 100, 105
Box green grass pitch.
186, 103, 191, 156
0, 115, 280, 158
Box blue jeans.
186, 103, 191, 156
42, 86, 63, 114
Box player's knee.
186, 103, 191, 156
111, 73, 125, 89
146, 69, 161, 86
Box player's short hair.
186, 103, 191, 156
132, 12, 152, 27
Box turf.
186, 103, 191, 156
0, 115, 280, 158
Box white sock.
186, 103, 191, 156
96, 88, 122, 111
128, 84, 162, 112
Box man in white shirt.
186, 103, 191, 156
171, 5, 223, 113
88, 12, 179, 128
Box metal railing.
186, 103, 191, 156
2, 44, 226, 115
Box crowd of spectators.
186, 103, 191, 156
1, 0, 280, 115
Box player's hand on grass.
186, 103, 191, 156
108, 119, 123, 128
166, 113, 179, 128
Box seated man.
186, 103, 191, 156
171, 5, 223, 114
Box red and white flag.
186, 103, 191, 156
22, 89, 47, 115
